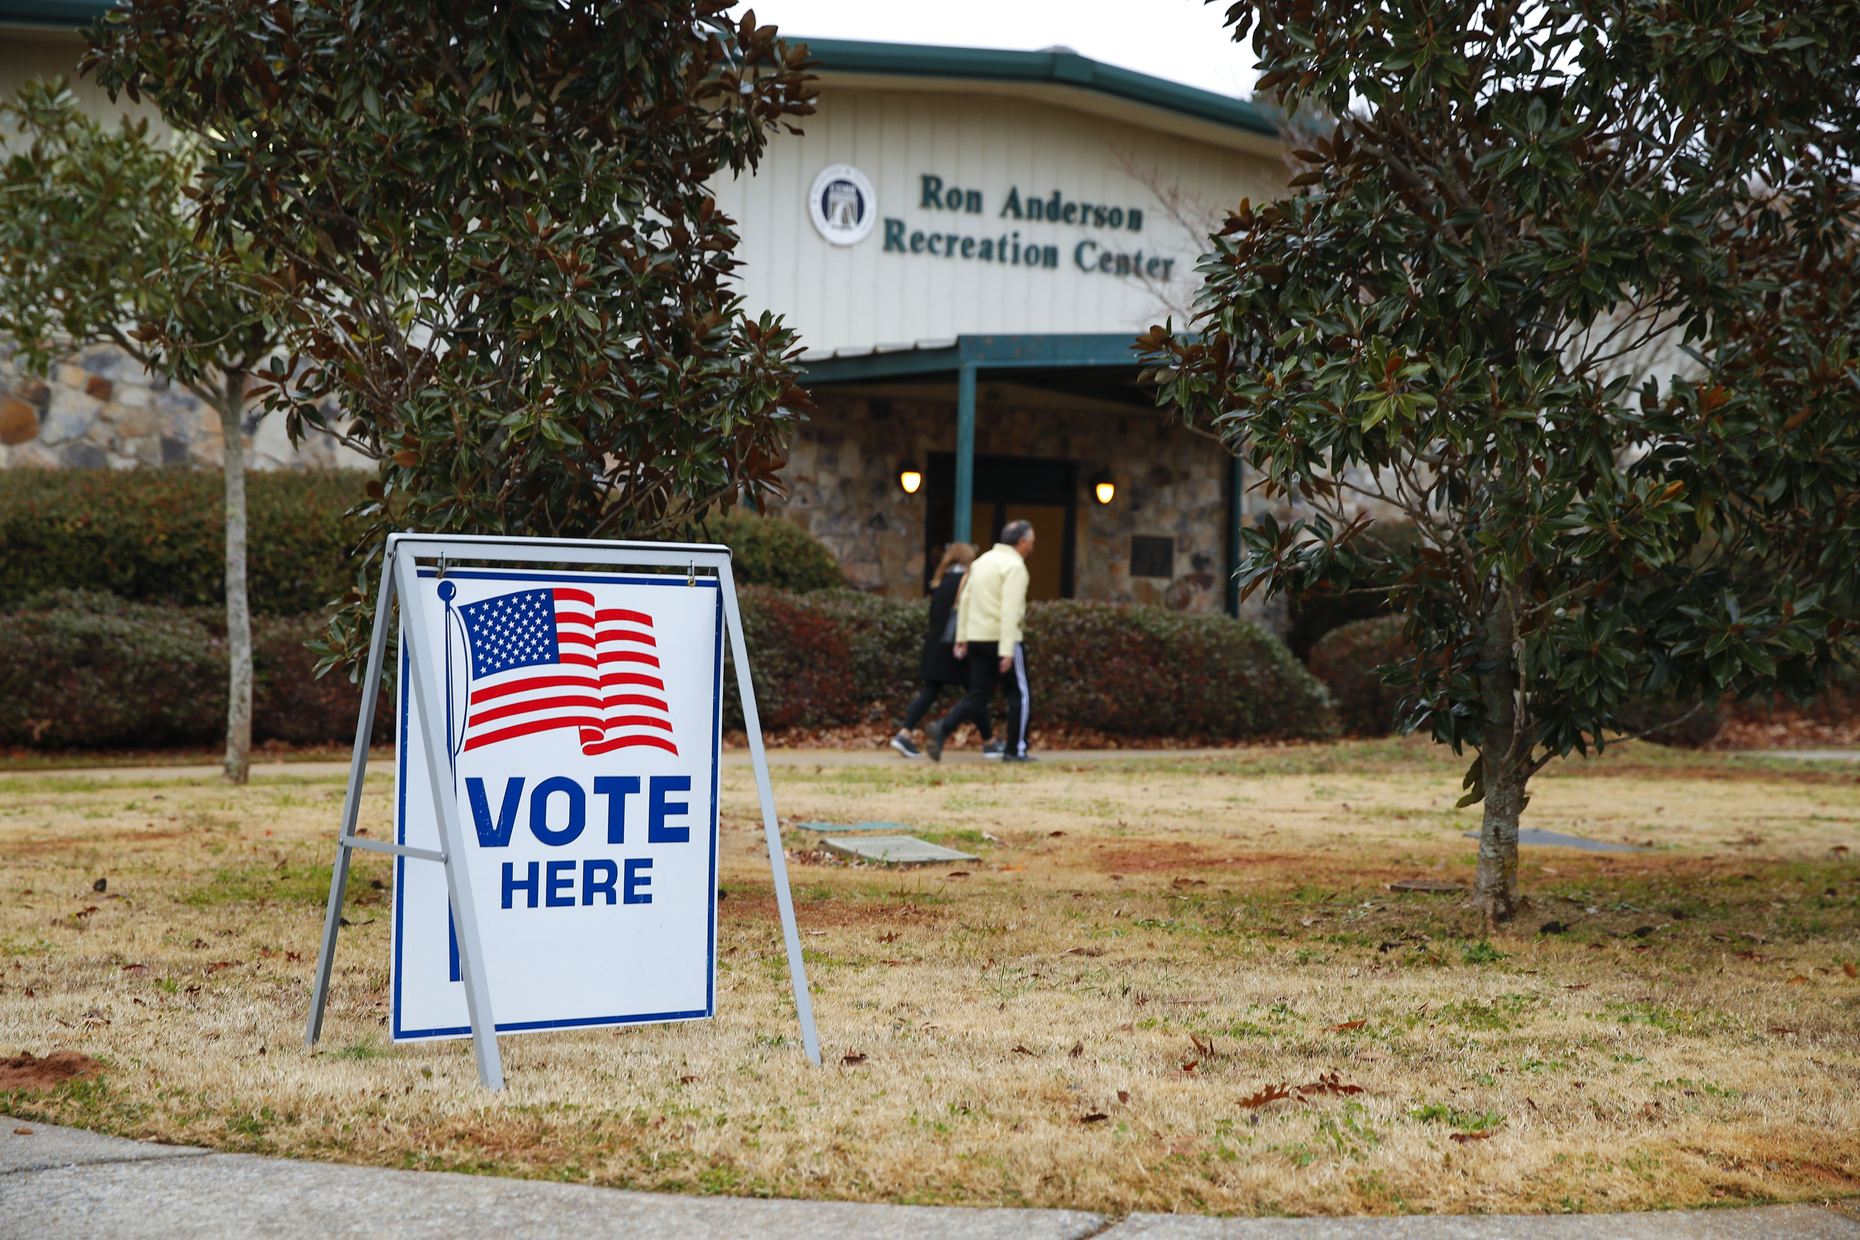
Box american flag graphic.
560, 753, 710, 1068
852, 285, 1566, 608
455, 586, 678, 756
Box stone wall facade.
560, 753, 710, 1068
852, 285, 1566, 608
3, 342, 1297, 630
0, 342, 355, 470
765, 388, 1281, 621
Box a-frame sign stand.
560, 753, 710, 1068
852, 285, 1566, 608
304, 533, 821, 1089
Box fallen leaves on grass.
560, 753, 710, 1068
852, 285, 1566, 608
1079, 1111, 1108, 1124
841, 1052, 867, 1066
1240, 1083, 1292, 1109
1299, 1072, 1365, 1098
1069, 1041, 1083, 1058
1328, 1019, 1366, 1032
1239, 1072, 1366, 1110
1012, 1045, 1035, 1056
1450, 1129, 1495, 1144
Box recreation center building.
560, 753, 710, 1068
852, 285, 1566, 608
0, 9, 1290, 617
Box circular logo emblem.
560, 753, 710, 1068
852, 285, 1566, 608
808, 164, 876, 246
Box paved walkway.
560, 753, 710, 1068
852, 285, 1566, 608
13, 746, 1245, 782
5, 1118, 1856, 1239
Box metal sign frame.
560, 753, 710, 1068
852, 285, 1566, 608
304, 532, 821, 1089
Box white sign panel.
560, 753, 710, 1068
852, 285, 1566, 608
390, 567, 722, 1041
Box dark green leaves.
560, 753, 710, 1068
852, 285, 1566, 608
1148, 0, 1860, 793
88, 2, 819, 673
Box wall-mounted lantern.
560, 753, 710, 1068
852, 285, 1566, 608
898, 460, 924, 495
1090, 471, 1117, 505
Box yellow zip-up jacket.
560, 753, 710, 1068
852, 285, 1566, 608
954, 543, 1030, 647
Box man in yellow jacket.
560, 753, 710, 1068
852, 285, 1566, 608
926, 520, 1035, 762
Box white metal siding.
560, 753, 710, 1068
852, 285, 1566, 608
710, 84, 1284, 353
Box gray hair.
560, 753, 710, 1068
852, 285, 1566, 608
1000, 519, 1034, 546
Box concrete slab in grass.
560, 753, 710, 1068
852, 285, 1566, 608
1460, 827, 1645, 853
0, 1117, 205, 1175
820, 835, 977, 865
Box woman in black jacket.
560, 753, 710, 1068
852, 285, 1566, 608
891, 543, 1001, 759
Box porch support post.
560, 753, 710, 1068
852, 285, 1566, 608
953, 361, 978, 543
1225, 450, 1245, 618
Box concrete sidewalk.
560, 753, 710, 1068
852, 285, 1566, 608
5, 1118, 1857, 1239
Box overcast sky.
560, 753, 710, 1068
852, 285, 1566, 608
731, 0, 1260, 100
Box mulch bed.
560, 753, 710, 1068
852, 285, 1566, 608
0, 1051, 101, 1092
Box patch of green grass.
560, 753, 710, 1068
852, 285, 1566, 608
182, 862, 335, 907
329, 1039, 391, 1061
1604, 1001, 1708, 1035
1314, 1101, 1381, 1159
1, 935, 54, 956
1461, 939, 1506, 965
225, 1106, 278, 1139
1429, 993, 1537, 1032
1656, 1077, 1743, 1099
1410, 1102, 1505, 1131
922, 828, 989, 848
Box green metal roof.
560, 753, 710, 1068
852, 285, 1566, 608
800, 334, 1147, 385
799, 38, 1278, 140
0, 0, 109, 27
0, 7, 1279, 139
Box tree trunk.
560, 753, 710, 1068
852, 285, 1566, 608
221, 372, 252, 785
1472, 751, 1526, 922
1471, 591, 1526, 923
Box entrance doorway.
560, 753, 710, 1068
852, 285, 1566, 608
924, 453, 1076, 600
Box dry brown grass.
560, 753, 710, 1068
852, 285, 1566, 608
2, 738, 1857, 1217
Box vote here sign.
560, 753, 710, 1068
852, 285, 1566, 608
391, 567, 722, 1041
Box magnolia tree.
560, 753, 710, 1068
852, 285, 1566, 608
1146, 1, 1860, 919
0, 80, 272, 783
89, 1, 817, 673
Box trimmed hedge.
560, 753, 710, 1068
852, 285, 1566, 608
1025, 601, 1335, 739
0, 592, 226, 747
0, 468, 368, 614
1613, 694, 1726, 748
1308, 615, 1409, 736
700, 509, 844, 593
722, 587, 858, 732
1285, 520, 1422, 662
0, 591, 387, 749
3, 588, 1335, 748
725, 589, 1336, 740
0, 469, 847, 614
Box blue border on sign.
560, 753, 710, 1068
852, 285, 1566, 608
390, 566, 724, 1041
